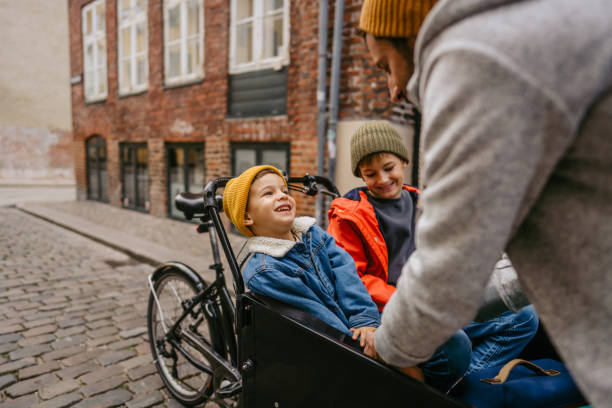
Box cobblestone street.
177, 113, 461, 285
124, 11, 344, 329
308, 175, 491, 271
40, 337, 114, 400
0, 207, 186, 407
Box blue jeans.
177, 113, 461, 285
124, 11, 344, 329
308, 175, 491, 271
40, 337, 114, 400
419, 306, 539, 392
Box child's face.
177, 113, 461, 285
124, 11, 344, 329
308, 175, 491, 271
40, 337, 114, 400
244, 173, 297, 239
359, 153, 407, 199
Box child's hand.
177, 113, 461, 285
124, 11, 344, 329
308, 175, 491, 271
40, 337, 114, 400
350, 326, 377, 347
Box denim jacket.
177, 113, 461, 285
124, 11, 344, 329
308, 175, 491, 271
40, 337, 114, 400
243, 217, 381, 336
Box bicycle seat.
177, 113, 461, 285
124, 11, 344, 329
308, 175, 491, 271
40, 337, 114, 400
174, 192, 205, 220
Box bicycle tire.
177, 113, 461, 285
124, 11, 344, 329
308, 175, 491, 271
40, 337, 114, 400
147, 266, 224, 406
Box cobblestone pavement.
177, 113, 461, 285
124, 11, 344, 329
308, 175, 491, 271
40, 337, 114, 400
0, 207, 215, 407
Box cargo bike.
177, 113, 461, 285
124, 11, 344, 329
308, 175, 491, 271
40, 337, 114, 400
146, 173, 564, 408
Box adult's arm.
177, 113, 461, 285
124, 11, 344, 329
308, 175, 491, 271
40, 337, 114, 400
374, 46, 571, 367
328, 218, 396, 309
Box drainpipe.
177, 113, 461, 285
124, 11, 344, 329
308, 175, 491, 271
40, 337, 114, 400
315, 0, 329, 226
327, 0, 345, 198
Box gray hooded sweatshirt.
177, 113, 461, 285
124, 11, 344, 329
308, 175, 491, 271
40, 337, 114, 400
374, 0, 612, 406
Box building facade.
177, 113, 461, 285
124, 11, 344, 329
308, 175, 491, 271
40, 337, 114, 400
68, 0, 416, 219
0, 0, 73, 184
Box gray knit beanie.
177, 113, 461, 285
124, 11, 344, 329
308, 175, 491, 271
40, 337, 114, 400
351, 121, 410, 176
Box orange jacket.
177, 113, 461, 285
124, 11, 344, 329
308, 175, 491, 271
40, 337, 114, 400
327, 186, 419, 312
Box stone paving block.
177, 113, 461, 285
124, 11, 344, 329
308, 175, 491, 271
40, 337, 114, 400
97, 349, 137, 366
18, 361, 61, 380
60, 348, 105, 367
98, 291, 121, 299
120, 354, 152, 371
41, 345, 85, 362
87, 334, 118, 348
108, 337, 142, 351
0, 288, 25, 298
134, 343, 150, 355
0, 357, 36, 376
2, 318, 23, 327
0, 393, 38, 408
0, 373, 16, 390
117, 318, 146, 331
23, 317, 56, 329
9, 343, 53, 360
5, 373, 58, 398
79, 365, 123, 384
127, 363, 157, 381
87, 326, 118, 338
127, 373, 164, 394
42, 296, 68, 305
81, 374, 127, 398
55, 360, 98, 380
38, 378, 80, 400
22, 324, 57, 338
51, 334, 87, 350
39, 303, 68, 312
36, 392, 82, 408
120, 327, 148, 339
56, 317, 85, 329
0, 333, 21, 344
17, 334, 55, 347
86, 319, 112, 330
125, 390, 165, 408
55, 325, 86, 338
24, 311, 61, 322
0, 324, 24, 335
114, 312, 140, 322
84, 311, 114, 322
0, 342, 19, 354
73, 388, 132, 408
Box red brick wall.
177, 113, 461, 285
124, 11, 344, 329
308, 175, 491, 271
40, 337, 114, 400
68, 0, 394, 218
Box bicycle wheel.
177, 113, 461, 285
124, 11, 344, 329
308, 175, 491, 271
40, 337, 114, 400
147, 266, 222, 406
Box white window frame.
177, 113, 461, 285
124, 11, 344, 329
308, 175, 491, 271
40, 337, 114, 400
163, 0, 205, 86
82, 0, 108, 102
117, 0, 149, 95
229, 0, 290, 74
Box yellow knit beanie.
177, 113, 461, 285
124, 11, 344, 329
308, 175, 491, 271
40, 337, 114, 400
222, 165, 286, 237
359, 0, 437, 38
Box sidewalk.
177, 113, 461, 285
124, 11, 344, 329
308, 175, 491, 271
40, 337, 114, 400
16, 199, 247, 285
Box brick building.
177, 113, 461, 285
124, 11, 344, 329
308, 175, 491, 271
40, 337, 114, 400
68, 0, 416, 219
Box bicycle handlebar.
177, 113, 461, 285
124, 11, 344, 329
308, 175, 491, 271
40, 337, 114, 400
202, 174, 339, 210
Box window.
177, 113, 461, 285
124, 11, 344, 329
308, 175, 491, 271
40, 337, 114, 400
82, 0, 108, 102
231, 142, 289, 176
230, 0, 289, 74
163, 0, 204, 85
121, 143, 149, 211
118, 0, 148, 95
167, 144, 205, 219
86, 136, 109, 202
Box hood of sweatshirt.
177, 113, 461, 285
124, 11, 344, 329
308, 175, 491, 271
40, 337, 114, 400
408, 0, 526, 107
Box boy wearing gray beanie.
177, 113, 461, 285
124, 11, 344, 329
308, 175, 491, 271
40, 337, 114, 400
328, 120, 538, 392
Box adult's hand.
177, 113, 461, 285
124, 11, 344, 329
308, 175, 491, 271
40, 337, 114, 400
363, 330, 424, 382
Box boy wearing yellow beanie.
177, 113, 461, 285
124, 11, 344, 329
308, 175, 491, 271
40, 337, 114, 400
222, 165, 381, 343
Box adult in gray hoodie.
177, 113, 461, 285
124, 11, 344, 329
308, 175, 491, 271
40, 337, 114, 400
359, 0, 612, 406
